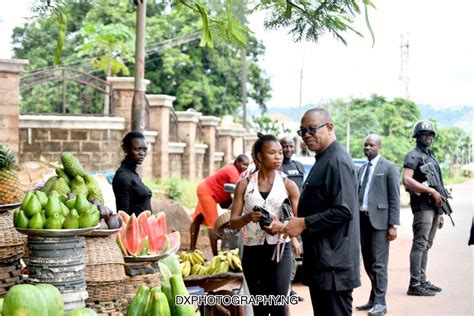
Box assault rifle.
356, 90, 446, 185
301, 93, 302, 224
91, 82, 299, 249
420, 162, 455, 226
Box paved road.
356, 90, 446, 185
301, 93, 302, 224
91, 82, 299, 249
290, 179, 474, 316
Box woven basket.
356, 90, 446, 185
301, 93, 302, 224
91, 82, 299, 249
0, 211, 14, 229
85, 237, 124, 266
0, 224, 25, 261
0, 260, 23, 298
85, 263, 126, 283
124, 272, 161, 304
86, 298, 124, 316
86, 280, 125, 302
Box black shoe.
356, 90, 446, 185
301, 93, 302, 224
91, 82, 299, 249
355, 302, 374, 311
368, 304, 387, 315
290, 290, 304, 302
407, 285, 436, 296
422, 281, 442, 292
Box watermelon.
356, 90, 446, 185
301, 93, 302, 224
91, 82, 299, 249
166, 231, 181, 255
146, 216, 168, 255
2, 284, 48, 316
118, 210, 130, 224
155, 212, 168, 234
125, 214, 146, 256
35, 284, 64, 316
66, 307, 97, 316
138, 211, 152, 240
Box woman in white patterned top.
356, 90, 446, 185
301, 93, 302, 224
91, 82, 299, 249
230, 133, 301, 316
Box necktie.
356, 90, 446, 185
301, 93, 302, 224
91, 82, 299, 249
359, 161, 372, 204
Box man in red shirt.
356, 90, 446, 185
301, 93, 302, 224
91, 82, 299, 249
190, 154, 250, 255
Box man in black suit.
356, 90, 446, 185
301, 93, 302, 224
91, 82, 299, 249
356, 134, 400, 315
282, 108, 360, 315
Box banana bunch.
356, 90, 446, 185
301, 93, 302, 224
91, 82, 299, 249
179, 250, 205, 265
219, 249, 242, 272
179, 248, 243, 277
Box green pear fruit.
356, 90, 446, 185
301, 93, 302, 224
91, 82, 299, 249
25, 195, 42, 218
63, 212, 79, 229
78, 208, 93, 228
28, 213, 45, 229
59, 202, 70, 217
74, 194, 89, 215
16, 211, 29, 229
65, 199, 76, 210
45, 213, 63, 229
35, 191, 48, 208
45, 196, 61, 218
21, 192, 34, 210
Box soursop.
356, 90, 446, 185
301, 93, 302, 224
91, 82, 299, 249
84, 174, 104, 204
55, 168, 71, 185
51, 177, 71, 196
61, 152, 86, 178
41, 176, 58, 194
71, 175, 88, 196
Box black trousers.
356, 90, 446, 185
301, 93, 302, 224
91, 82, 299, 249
309, 284, 353, 316
242, 241, 292, 316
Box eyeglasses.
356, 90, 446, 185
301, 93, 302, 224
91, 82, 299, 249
297, 123, 328, 137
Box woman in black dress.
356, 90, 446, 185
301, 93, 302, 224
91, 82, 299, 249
112, 132, 152, 216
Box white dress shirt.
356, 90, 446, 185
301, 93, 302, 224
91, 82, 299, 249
360, 154, 380, 211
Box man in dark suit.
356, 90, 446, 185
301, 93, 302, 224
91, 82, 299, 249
282, 108, 360, 315
356, 134, 400, 315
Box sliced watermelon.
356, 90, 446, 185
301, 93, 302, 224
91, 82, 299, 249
158, 234, 170, 254
116, 231, 128, 256
166, 231, 181, 255
138, 211, 152, 240
147, 215, 168, 255
155, 212, 168, 234
118, 210, 130, 225
125, 214, 145, 256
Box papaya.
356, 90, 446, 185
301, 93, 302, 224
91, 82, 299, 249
148, 292, 171, 316
160, 254, 181, 275
170, 274, 195, 316
66, 307, 97, 316
2, 284, 48, 316
35, 284, 64, 316
145, 287, 162, 316
127, 285, 150, 316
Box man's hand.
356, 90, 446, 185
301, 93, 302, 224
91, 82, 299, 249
438, 215, 444, 229
283, 217, 306, 237
431, 189, 443, 207
264, 218, 284, 235
291, 237, 301, 257
387, 226, 397, 241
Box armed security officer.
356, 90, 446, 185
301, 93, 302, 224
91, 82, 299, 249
402, 121, 444, 296
280, 137, 305, 192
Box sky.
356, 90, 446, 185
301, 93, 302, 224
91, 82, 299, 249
248, 0, 474, 109
1, 0, 473, 111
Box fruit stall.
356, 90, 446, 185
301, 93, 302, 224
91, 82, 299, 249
0, 146, 246, 316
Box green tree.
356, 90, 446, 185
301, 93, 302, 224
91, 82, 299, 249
251, 114, 291, 135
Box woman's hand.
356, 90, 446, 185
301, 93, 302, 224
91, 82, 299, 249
246, 211, 263, 224
291, 237, 301, 257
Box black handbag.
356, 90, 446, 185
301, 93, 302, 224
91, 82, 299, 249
252, 205, 273, 229
280, 198, 293, 222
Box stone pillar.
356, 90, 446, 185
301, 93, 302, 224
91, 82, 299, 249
141, 131, 158, 180
200, 116, 220, 177
244, 132, 259, 158
0, 59, 29, 155
176, 111, 201, 180
147, 94, 175, 179
217, 126, 246, 164
107, 77, 149, 131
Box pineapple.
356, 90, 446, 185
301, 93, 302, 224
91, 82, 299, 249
0, 145, 23, 204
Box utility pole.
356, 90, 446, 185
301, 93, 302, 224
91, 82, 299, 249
399, 33, 410, 99
131, 0, 147, 132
